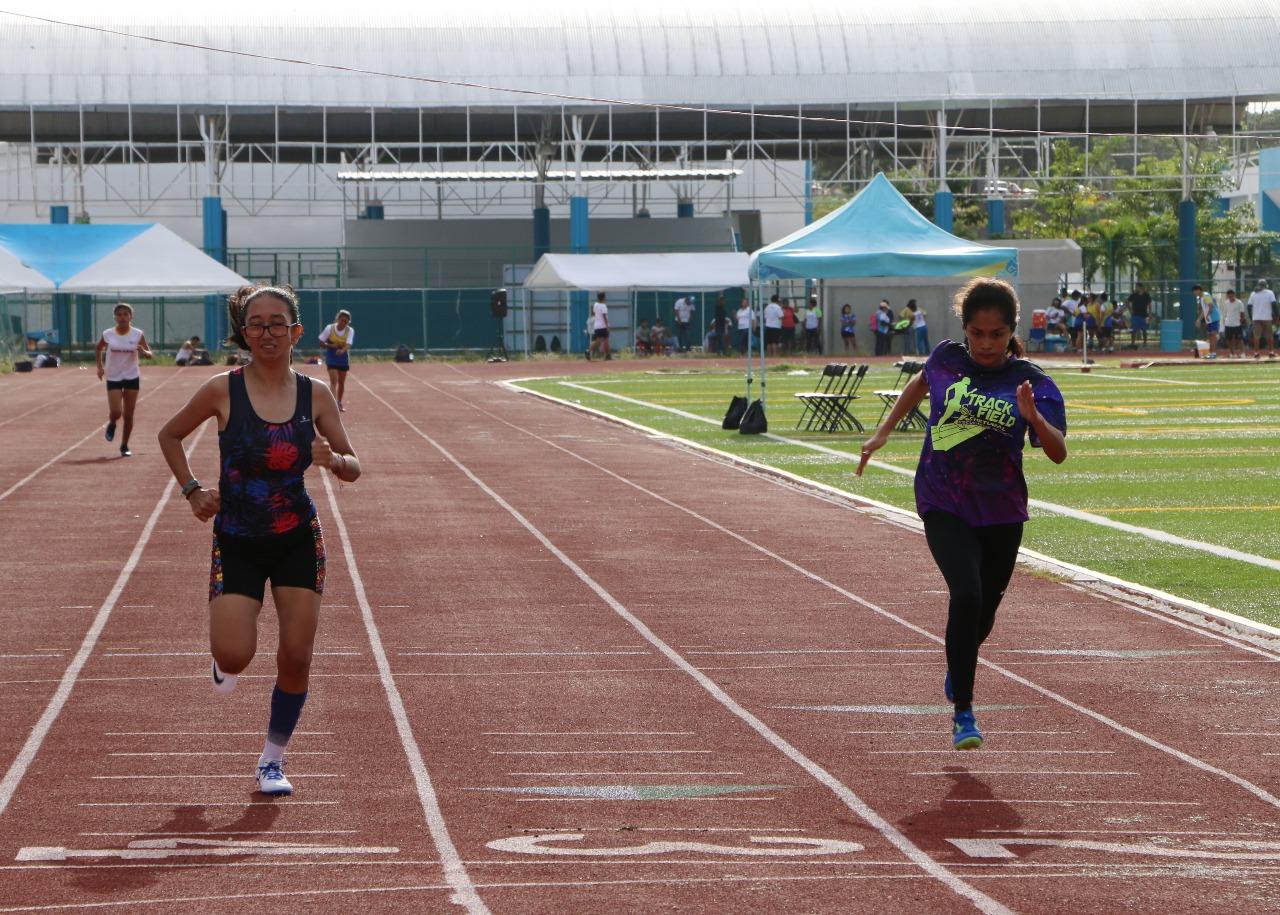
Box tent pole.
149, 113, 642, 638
744, 286, 753, 400
758, 280, 767, 406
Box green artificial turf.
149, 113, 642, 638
518, 358, 1280, 626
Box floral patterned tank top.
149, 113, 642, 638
215, 368, 316, 538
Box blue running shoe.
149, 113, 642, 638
256, 760, 293, 796
105, 421, 116, 442
952, 709, 983, 750
944, 671, 953, 703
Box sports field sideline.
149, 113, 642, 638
1, 357, 1280, 913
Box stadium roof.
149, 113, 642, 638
1, 1, 1278, 109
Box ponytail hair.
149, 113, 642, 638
952, 277, 1024, 358
226, 284, 299, 350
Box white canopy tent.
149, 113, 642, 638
523, 253, 750, 292
519, 252, 750, 356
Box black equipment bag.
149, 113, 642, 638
738, 399, 767, 435
722, 395, 748, 429
13, 359, 32, 372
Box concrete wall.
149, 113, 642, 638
342, 215, 737, 288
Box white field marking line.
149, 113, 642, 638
513, 797, 778, 803
945, 799, 1200, 806
554, 379, 1280, 575
0, 379, 100, 431
369, 374, 1014, 915
91, 774, 342, 780
1083, 373, 1202, 385
0, 370, 186, 503
318, 469, 488, 915
0, 422, 210, 819
870, 750, 1113, 755
509, 378, 1280, 648
482, 381, 1280, 812
687, 648, 933, 655
848, 730, 1075, 736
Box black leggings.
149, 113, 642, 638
922, 511, 1023, 711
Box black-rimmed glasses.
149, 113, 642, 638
243, 322, 299, 339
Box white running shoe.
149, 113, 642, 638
211, 659, 237, 695
255, 760, 293, 796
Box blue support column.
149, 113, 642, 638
677, 200, 694, 218
1178, 198, 1198, 343
1259, 148, 1280, 249
49, 206, 70, 345
804, 159, 814, 226
203, 196, 227, 348
569, 195, 589, 353
532, 206, 551, 259
987, 198, 1006, 237
933, 188, 953, 232
75, 295, 94, 345
363, 202, 384, 219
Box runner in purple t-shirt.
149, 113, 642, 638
856, 278, 1067, 750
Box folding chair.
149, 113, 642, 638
874, 360, 929, 432
794, 363, 847, 430
813, 363, 868, 432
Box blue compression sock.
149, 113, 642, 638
261, 686, 308, 763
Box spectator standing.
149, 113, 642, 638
763, 294, 784, 356
1193, 285, 1219, 359
1127, 284, 1152, 348
1220, 288, 1247, 358
1248, 279, 1277, 359
735, 299, 753, 353
714, 296, 729, 355
673, 295, 695, 352
781, 297, 798, 354
909, 300, 930, 355
588, 291, 611, 361
1045, 298, 1067, 336
875, 301, 893, 356
804, 295, 823, 354
839, 304, 857, 354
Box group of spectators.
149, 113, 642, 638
1041, 281, 1278, 358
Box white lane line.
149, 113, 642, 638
514, 797, 778, 803
489, 750, 711, 756
82, 830, 359, 837
946, 799, 1200, 806
848, 731, 1075, 736
367, 375, 1014, 915
399, 651, 649, 657
0, 379, 100, 431
106, 731, 335, 737
100, 651, 361, 658
552, 380, 1280, 574
108, 752, 334, 757
0, 423, 210, 818
909, 771, 1138, 777
91, 774, 343, 780
468, 386, 1280, 814
687, 648, 934, 655
509, 772, 745, 776
871, 750, 1112, 755
484, 731, 696, 736
0, 654, 65, 660
318, 469, 489, 915
0, 371, 185, 503
80, 801, 340, 807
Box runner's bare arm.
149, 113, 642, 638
157, 375, 229, 521
1017, 380, 1067, 464
311, 381, 361, 482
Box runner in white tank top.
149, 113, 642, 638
94, 302, 153, 457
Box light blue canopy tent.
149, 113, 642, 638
735, 174, 1019, 428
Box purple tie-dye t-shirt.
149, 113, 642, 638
915, 340, 1066, 527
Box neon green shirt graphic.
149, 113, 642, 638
930, 375, 1017, 452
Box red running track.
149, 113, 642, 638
0, 362, 1278, 914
